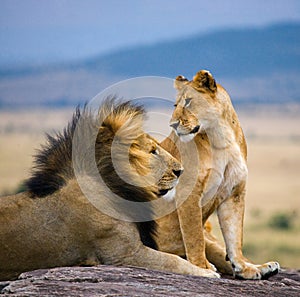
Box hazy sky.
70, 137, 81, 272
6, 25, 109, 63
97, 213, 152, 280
1, 0, 300, 66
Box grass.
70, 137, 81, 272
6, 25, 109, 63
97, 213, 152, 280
243, 216, 300, 268
210, 208, 300, 269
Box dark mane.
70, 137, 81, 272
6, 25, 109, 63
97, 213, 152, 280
25, 98, 157, 249
26, 107, 81, 197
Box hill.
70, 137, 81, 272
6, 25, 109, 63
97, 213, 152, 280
82, 23, 300, 78
0, 23, 299, 107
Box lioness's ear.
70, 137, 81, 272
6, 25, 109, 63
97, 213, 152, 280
192, 70, 217, 92
174, 75, 189, 90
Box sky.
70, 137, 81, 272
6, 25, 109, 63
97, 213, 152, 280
1, 0, 300, 67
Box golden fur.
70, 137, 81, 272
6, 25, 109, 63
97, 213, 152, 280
155, 70, 280, 279
0, 98, 220, 281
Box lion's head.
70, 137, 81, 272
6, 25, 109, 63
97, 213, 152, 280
95, 100, 183, 202
129, 134, 183, 200
170, 70, 224, 142
26, 98, 182, 203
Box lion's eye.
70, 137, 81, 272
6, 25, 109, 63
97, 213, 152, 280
184, 98, 192, 107
174, 103, 178, 107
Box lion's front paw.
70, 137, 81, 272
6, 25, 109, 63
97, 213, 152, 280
204, 259, 217, 272
233, 261, 280, 280
208, 262, 217, 272
201, 269, 220, 278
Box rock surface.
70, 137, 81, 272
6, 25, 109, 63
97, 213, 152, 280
1, 265, 299, 297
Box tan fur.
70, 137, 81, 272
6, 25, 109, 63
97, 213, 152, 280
0, 99, 220, 281
156, 70, 280, 279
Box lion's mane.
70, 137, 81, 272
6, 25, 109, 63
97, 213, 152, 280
25, 98, 157, 248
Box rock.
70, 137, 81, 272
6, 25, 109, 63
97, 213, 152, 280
1, 266, 299, 297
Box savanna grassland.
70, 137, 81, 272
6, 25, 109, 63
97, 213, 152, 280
0, 105, 299, 268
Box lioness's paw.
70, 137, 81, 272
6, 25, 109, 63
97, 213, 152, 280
257, 261, 280, 280
234, 261, 280, 280
234, 265, 261, 280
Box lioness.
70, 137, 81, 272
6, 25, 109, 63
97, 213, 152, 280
156, 70, 280, 279
0, 99, 219, 281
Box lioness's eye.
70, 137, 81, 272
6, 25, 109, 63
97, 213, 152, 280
184, 98, 192, 107
174, 103, 177, 107
150, 148, 158, 155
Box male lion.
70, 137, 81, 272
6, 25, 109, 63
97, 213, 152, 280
0, 99, 219, 281
155, 70, 280, 279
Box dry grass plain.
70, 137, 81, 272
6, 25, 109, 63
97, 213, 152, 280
0, 104, 299, 268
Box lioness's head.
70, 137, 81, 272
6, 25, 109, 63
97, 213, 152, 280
170, 70, 222, 142
96, 100, 183, 201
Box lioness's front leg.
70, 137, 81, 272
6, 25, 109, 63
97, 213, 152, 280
204, 223, 233, 275
217, 185, 280, 279
176, 191, 214, 270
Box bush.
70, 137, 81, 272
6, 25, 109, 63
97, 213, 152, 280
268, 212, 295, 230
242, 243, 258, 257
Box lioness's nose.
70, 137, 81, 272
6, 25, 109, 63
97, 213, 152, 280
170, 121, 179, 130
173, 169, 183, 177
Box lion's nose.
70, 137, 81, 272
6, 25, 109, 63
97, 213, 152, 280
173, 169, 183, 177
170, 121, 179, 130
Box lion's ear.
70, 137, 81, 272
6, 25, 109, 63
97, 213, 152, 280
192, 70, 217, 92
174, 75, 189, 90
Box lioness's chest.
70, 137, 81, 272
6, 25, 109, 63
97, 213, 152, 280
215, 150, 248, 201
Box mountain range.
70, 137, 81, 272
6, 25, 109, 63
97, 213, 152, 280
0, 22, 299, 107
82, 22, 300, 78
